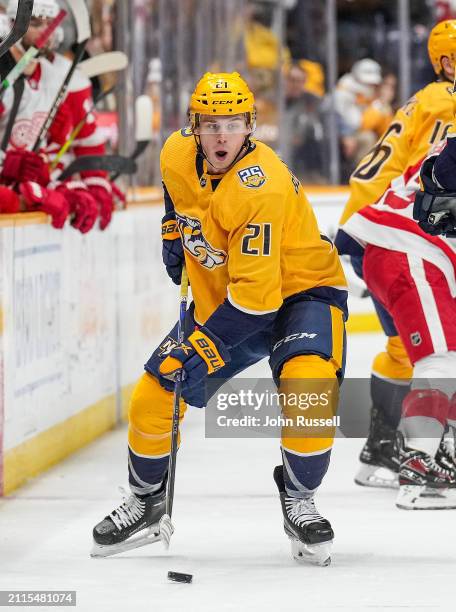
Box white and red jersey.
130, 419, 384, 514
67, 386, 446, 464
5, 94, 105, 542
342, 142, 456, 298
0, 52, 106, 168
0, 55, 60, 151
48, 53, 106, 163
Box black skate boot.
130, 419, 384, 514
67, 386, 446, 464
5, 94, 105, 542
273, 465, 333, 566
396, 447, 456, 510
355, 402, 401, 489
91, 481, 166, 557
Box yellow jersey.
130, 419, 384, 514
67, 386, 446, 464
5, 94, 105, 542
161, 129, 346, 324
340, 80, 455, 225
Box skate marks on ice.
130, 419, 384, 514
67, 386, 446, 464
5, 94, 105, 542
1, 335, 455, 610
1, 455, 455, 611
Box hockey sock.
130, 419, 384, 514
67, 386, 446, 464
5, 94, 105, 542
370, 374, 410, 429
371, 336, 413, 428
281, 446, 331, 496
128, 447, 168, 496
400, 388, 449, 457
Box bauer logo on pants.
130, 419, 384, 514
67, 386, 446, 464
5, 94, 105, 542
237, 165, 267, 189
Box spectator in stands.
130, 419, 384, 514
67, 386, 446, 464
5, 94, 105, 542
361, 71, 397, 139
244, 1, 290, 71
243, 1, 290, 148
282, 62, 325, 183
334, 58, 383, 180
299, 59, 325, 98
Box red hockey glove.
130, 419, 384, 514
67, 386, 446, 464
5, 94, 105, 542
112, 182, 126, 208
20, 181, 69, 229
0, 185, 20, 213
85, 177, 114, 230
56, 181, 98, 234
1, 149, 50, 186
47, 102, 73, 146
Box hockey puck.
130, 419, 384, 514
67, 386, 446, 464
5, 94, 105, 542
167, 571, 193, 584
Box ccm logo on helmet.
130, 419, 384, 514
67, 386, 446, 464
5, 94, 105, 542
212, 101, 233, 105
273, 332, 317, 351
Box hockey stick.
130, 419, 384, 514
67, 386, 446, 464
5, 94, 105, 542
159, 264, 189, 549
58, 154, 137, 180
1, 77, 24, 152
110, 95, 153, 181
50, 85, 116, 170
0, 0, 34, 59
0, 9, 67, 99
78, 51, 128, 79
32, 0, 91, 152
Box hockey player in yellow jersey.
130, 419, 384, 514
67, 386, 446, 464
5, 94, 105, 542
335, 20, 456, 490
92, 72, 348, 565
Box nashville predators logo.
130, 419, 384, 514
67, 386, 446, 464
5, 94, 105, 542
175, 213, 227, 269
237, 165, 267, 189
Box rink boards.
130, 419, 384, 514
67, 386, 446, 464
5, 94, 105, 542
0, 186, 377, 495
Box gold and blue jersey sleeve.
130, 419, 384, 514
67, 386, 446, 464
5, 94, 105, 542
340, 81, 455, 225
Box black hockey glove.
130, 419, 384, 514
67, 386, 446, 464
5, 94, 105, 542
162, 211, 185, 285
413, 156, 456, 238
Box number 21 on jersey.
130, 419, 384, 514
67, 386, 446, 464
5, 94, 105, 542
241, 223, 272, 256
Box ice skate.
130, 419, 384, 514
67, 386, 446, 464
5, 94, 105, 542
396, 447, 456, 510
273, 466, 333, 567
91, 484, 166, 557
435, 435, 456, 475
354, 404, 400, 489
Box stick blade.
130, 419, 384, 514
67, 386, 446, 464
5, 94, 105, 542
159, 514, 174, 549
59, 154, 137, 180
67, 0, 91, 43
79, 51, 128, 79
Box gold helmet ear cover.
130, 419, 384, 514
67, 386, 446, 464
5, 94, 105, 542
428, 20, 456, 75
189, 72, 256, 132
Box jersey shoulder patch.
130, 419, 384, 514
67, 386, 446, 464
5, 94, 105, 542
237, 165, 267, 189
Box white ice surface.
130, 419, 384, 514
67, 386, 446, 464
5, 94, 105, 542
0, 333, 455, 611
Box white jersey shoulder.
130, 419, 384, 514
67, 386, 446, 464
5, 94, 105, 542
0, 57, 63, 150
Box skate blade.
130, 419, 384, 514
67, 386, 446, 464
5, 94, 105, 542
91, 526, 161, 558
290, 538, 332, 567
158, 513, 174, 549
354, 463, 398, 490
396, 485, 456, 510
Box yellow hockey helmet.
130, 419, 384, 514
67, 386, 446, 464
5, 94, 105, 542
428, 20, 456, 75
189, 72, 256, 131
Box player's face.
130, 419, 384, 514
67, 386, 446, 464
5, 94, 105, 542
196, 115, 250, 174
22, 16, 53, 50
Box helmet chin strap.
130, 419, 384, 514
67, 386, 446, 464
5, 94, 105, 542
193, 133, 252, 173
439, 70, 455, 84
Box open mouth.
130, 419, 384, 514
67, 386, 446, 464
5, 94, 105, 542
215, 150, 228, 161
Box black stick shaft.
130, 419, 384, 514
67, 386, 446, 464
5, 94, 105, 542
165, 266, 189, 519
0, 0, 34, 59
32, 39, 88, 152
